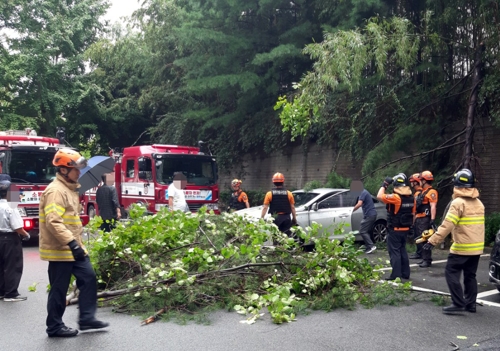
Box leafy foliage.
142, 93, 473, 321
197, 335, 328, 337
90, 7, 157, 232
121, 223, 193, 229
485, 213, 500, 246
88, 205, 411, 323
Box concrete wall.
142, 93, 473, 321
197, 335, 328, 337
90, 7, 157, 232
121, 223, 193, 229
220, 118, 500, 214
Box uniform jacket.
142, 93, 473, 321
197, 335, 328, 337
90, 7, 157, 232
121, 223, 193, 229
39, 173, 86, 261
428, 187, 484, 255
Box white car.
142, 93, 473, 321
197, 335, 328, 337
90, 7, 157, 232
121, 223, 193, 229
236, 188, 388, 242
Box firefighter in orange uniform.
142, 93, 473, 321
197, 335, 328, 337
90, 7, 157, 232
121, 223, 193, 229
228, 179, 250, 212
261, 173, 297, 236
409, 173, 422, 259
377, 173, 415, 280
413, 171, 438, 267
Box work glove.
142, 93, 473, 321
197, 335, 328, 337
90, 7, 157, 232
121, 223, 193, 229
423, 242, 434, 251
380, 177, 394, 189
22, 233, 30, 241
68, 240, 86, 261
430, 220, 438, 231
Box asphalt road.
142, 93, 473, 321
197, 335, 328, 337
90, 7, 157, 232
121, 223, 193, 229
1, 245, 500, 351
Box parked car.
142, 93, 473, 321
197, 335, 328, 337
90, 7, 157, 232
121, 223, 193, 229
489, 230, 500, 292
235, 188, 388, 242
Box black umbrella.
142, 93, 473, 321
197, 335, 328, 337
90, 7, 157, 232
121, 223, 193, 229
78, 156, 116, 195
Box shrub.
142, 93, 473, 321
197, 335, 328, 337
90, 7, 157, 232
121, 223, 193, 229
485, 212, 500, 246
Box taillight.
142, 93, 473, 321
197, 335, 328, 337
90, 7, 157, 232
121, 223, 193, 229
23, 219, 34, 231
80, 215, 90, 227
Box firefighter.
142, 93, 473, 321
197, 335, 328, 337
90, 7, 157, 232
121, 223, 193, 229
408, 172, 422, 246
39, 149, 109, 337
261, 172, 297, 236
412, 170, 438, 268
227, 179, 250, 212
424, 169, 484, 314
377, 173, 415, 281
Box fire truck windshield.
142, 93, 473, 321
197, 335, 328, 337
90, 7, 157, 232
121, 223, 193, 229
155, 154, 217, 186
0, 149, 57, 184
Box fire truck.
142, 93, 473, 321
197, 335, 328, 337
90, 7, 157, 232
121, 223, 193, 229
0, 128, 90, 239
80, 144, 219, 217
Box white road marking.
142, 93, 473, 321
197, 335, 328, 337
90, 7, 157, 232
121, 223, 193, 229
375, 253, 491, 272
374, 253, 500, 308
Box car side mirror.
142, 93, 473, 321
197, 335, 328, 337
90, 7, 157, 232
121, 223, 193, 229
312, 203, 318, 211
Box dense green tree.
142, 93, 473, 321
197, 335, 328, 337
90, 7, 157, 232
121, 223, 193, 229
0, 0, 109, 141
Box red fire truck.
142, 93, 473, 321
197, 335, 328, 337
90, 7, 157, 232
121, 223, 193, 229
80, 144, 219, 217
0, 128, 90, 239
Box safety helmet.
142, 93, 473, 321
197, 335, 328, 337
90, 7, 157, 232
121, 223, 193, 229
0, 174, 11, 191
409, 173, 421, 183
231, 179, 242, 187
53, 149, 87, 169
272, 172, 285, 183
420, 170, 434, 181
453, 169, 475, 188
393, 173, 409, 187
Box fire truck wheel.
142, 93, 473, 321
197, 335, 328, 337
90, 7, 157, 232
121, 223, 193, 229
88, 205, 96, 219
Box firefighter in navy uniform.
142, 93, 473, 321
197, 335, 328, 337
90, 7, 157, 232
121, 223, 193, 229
412, 171, 438, 267
377, 173, 415, 281
424, 169, 484, 314
261, 173, 297, 236
227, 179, 250, 212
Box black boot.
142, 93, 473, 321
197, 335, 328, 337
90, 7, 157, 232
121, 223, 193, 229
442, 304, 465, 314
466, 303, 476, 313
419, 261, 432, 268
79, 319, 110, 331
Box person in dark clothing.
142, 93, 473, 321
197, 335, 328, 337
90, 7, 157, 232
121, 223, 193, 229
352, 181, 377, 254
0, 174, 30, 302
227, 179, 250, 212
377, 173, 415, 281
261, 172, 297, 236
96, 173, 121, 232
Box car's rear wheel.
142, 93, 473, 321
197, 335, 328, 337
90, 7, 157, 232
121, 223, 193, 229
87, 204, 96, 219
372, 220, 388, 243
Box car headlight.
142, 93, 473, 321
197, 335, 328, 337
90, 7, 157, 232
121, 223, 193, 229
206, 204, 219, 210
17, 207, 27, 217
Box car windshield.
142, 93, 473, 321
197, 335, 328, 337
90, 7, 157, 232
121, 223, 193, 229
293, 192, 319, 207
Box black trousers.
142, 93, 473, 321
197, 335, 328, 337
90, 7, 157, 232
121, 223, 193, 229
100, 218, 116, 232
445, 254, 480, 307
46, 257, 97, 335
414, 216, 432, 262
0, 232, 23, 298
274, 214, 292, 235
387, 229, 410, 279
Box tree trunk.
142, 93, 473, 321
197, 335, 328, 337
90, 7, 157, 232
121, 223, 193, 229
463, 42, 485, 169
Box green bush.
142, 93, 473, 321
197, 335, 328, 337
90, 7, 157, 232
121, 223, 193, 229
325, 171, 351, 189
485, 212, 500, 246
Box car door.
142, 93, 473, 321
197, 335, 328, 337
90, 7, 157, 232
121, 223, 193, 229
308, 191, 353, 239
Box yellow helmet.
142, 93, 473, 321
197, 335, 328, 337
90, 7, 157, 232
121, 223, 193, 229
231, 179, 242, 187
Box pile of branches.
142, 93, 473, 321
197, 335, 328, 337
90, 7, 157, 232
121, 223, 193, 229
82, 206, 411, 324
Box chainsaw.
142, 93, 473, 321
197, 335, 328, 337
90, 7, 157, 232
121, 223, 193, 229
415, 228, 435, 244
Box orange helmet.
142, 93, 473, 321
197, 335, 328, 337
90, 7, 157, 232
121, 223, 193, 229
420, 170, 434, 181
53, 149, 87, 169
231, 179, 242, 187
272, 172, 285, 183
409, 173, 421, 183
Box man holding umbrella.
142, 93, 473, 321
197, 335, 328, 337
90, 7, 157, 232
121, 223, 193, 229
96, 173, 121, 232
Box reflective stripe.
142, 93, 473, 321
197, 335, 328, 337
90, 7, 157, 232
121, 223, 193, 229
44, 203, 66, 216
39, 249, 74, 260
445, 213, 459, 225
450, 242, 484, 251
62, 215, 82, 225
457, 216, 484, 225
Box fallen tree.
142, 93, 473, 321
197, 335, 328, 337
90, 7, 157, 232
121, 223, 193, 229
81, 206, 412, 324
